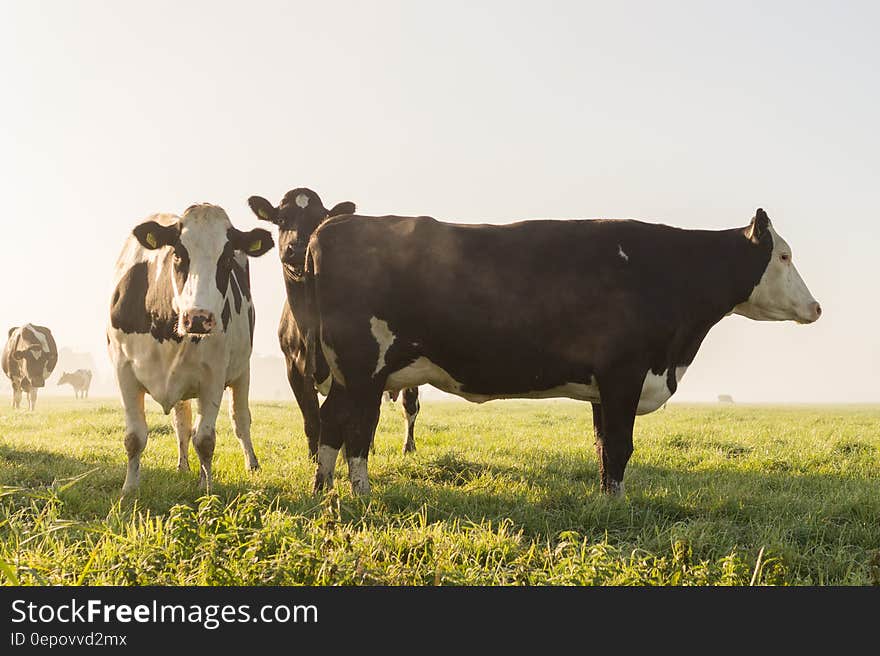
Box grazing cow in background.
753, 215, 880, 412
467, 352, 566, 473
59, 369, 93, 399
2, 324, 58, 410
300, 208, 821, 496
717, 394, 735, 403
107, 203, 273, 493
247, 188, 420, 457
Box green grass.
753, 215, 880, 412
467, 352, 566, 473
1, 397, 878, 585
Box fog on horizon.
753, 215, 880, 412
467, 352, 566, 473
1, 2, 877, 405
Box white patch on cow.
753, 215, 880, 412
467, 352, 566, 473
387, 357, 462, 395
24, 324, 50, 353
317, 444, 338, 488
733, 224, 819, 324
175, 204, 234, 330
386, 357, 603, 403
617, 244, 629, 262
348, 456, 370, 495
321, 338, 346, 386
295, 193, 309, 208
370, 317, 396, 376
637, 366, 687, 415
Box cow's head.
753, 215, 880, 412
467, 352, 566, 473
58, 372, 72, 386
733, 209, 821, 324
247, 188, 355, 281
132, 204, 273, 336
12, 345, 50, 387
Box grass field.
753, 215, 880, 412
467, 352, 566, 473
0, 397, 878, 585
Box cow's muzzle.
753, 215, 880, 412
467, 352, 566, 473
182, 309, 216, 335
284, 263, 306, 281
797, 301, 822, 324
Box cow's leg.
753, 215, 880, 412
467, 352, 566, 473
344, 387, 383, 496
594, 372, 642, 496
117, 367, 148, 494
401, 387, 420, 454
28, 389, 37, 411
12, 385, 21, 409
193, 389, 222, 493
286, 357, 321, 461
228, 371, 260, 472
313, 382, 349, 493
590, 402, 603, 442
172, 400, 193, 473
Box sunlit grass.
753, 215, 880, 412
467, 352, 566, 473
1, 398, 878, 585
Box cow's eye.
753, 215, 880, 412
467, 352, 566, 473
780, 253, 789, 262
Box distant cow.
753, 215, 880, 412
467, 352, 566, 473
2, 324, 58, 410
717, 394, 735, 403
248, 188, 420, 457
299, 207, 821, 496
107, 204, 273, 493
59, 369, 93, 399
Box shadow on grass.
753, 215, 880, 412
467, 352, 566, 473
373, 450, 880, 542
0, 443, 318, 519
3, 440, 879, 558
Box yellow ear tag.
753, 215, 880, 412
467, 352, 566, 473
248, 240, 262, 252
146, 233, 157, 248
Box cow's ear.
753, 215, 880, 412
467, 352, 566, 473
133, 221, 179, 250
328, 201, 356, 218
229, 227, 274, 257
248, 196, 279, 224
746, 208, 772, 243
8, 327, 16, 338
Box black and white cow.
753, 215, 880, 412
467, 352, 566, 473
2, 324, 58, 410
299, 208, 821, 496
107, 203, 273, 493
247, 188, 420, 457
58, 369, 93, 399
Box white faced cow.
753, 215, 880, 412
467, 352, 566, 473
107, 203, 273, 493
299, 207, 821, 496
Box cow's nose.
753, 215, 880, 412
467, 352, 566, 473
183, 310, 216, 334
800, 301, 822, 324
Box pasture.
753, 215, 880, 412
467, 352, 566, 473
0, 398, 878, 585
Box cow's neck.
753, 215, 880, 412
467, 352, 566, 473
717, 227, 773, 317
645, 227, 771, 372
674, 226, 772, 325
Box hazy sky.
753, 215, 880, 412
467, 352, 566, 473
1, 1, 877, 402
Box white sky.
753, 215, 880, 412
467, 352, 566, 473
1, 1, 877, 402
